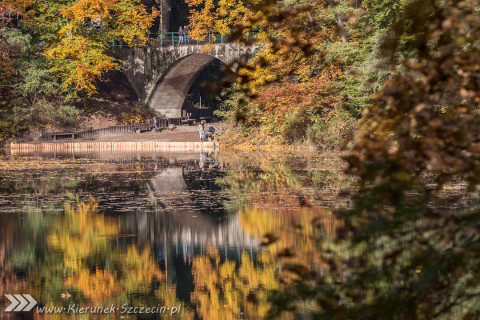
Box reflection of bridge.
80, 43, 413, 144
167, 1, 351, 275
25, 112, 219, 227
141, 167, 258, 248
126, 208, 258, 288
117, 42, 258, 118
127, 209, 257, 249
126, 166, 258, 288
15, 150, 257, 248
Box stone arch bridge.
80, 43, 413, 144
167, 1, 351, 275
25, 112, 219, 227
117, 43, 258, 118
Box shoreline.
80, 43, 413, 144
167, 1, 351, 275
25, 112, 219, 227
9, 141, 218, 153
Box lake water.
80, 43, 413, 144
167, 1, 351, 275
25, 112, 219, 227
0, 151, 348, 319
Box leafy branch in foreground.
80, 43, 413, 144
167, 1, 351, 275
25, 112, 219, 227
265, 0, 480, 319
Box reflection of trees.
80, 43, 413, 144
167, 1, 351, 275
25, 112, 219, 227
239, 205, 350, 310
1, 152, 356, 319
5, 198, 194, 319
212, 153, 349, 317
218, 153, 351, 209
0, 217, 27, 302
47, 201, 164, 301
189, 206, 342, 320
191, 246, 278, 320
240, 207, 339, 269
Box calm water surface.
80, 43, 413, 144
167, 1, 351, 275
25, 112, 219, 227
0, 151, 347, 319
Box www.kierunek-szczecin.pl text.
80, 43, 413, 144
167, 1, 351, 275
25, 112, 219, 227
36, 304, 182, 315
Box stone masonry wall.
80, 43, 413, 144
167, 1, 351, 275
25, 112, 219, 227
117, 43, 258, 116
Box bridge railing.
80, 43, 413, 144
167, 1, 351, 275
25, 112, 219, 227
111, 31, 258, 48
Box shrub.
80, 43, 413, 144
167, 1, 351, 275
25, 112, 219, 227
307, 112, 357, 150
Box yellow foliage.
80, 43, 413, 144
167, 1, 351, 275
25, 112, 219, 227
65, 268, 119, 300
186, 0, 334, 93
45, 0, 158, 97
48, 199, 165, 303
119, 109, 148, 124
239, 206, 341, 282
191, 245, 279, 320
45, 35, 118, 96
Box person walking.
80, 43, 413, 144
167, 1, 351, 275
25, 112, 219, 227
184, 25, 190, 44
178, 26, 184, 45
150, 116, 159, 132
204, 124, 215, 141
198, 121, 205, 141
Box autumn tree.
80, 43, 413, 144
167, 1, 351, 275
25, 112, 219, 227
4, 0, 159, 101
42, 0, 159, 99
0, 0, 161, 140
185, 0, 401, 147
0, 1, 27, 138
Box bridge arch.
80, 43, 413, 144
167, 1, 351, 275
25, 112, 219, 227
148, 53, 233, 118
117, 43, 259, 116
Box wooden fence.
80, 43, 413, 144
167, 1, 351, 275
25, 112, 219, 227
40, 118, 183, 141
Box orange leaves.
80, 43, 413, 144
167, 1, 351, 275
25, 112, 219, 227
58, 0, 158, 46
65, 268, 120, 301
0, 1, 23, 27
60, 0, 116, 24
251, 67, 341, 118
230, 66, 344, 144
256, 74, 336, 111
48, 199, 164, 303
186, 0, 336, 95
186, 0, 254, 41
191, 246, 276, 320
46, 0, 157, 98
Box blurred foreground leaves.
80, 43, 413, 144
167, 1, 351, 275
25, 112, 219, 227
265, 1, 480, 319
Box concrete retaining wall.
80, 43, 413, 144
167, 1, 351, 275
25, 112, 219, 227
10, 141, 217, 152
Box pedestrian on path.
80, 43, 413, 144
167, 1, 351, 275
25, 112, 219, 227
198, 121, 204, 141
178, 26, 184, 45
184, 25, 190, 44
150, 116, 159, 132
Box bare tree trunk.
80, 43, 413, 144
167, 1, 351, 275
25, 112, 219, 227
336, 16, 347, 43
158, 0, 171, 35
326, 0, 348, 43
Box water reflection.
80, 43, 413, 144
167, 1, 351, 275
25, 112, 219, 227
0, 152, 343, 319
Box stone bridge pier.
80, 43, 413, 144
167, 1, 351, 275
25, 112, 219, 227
117, 43, 258, 118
